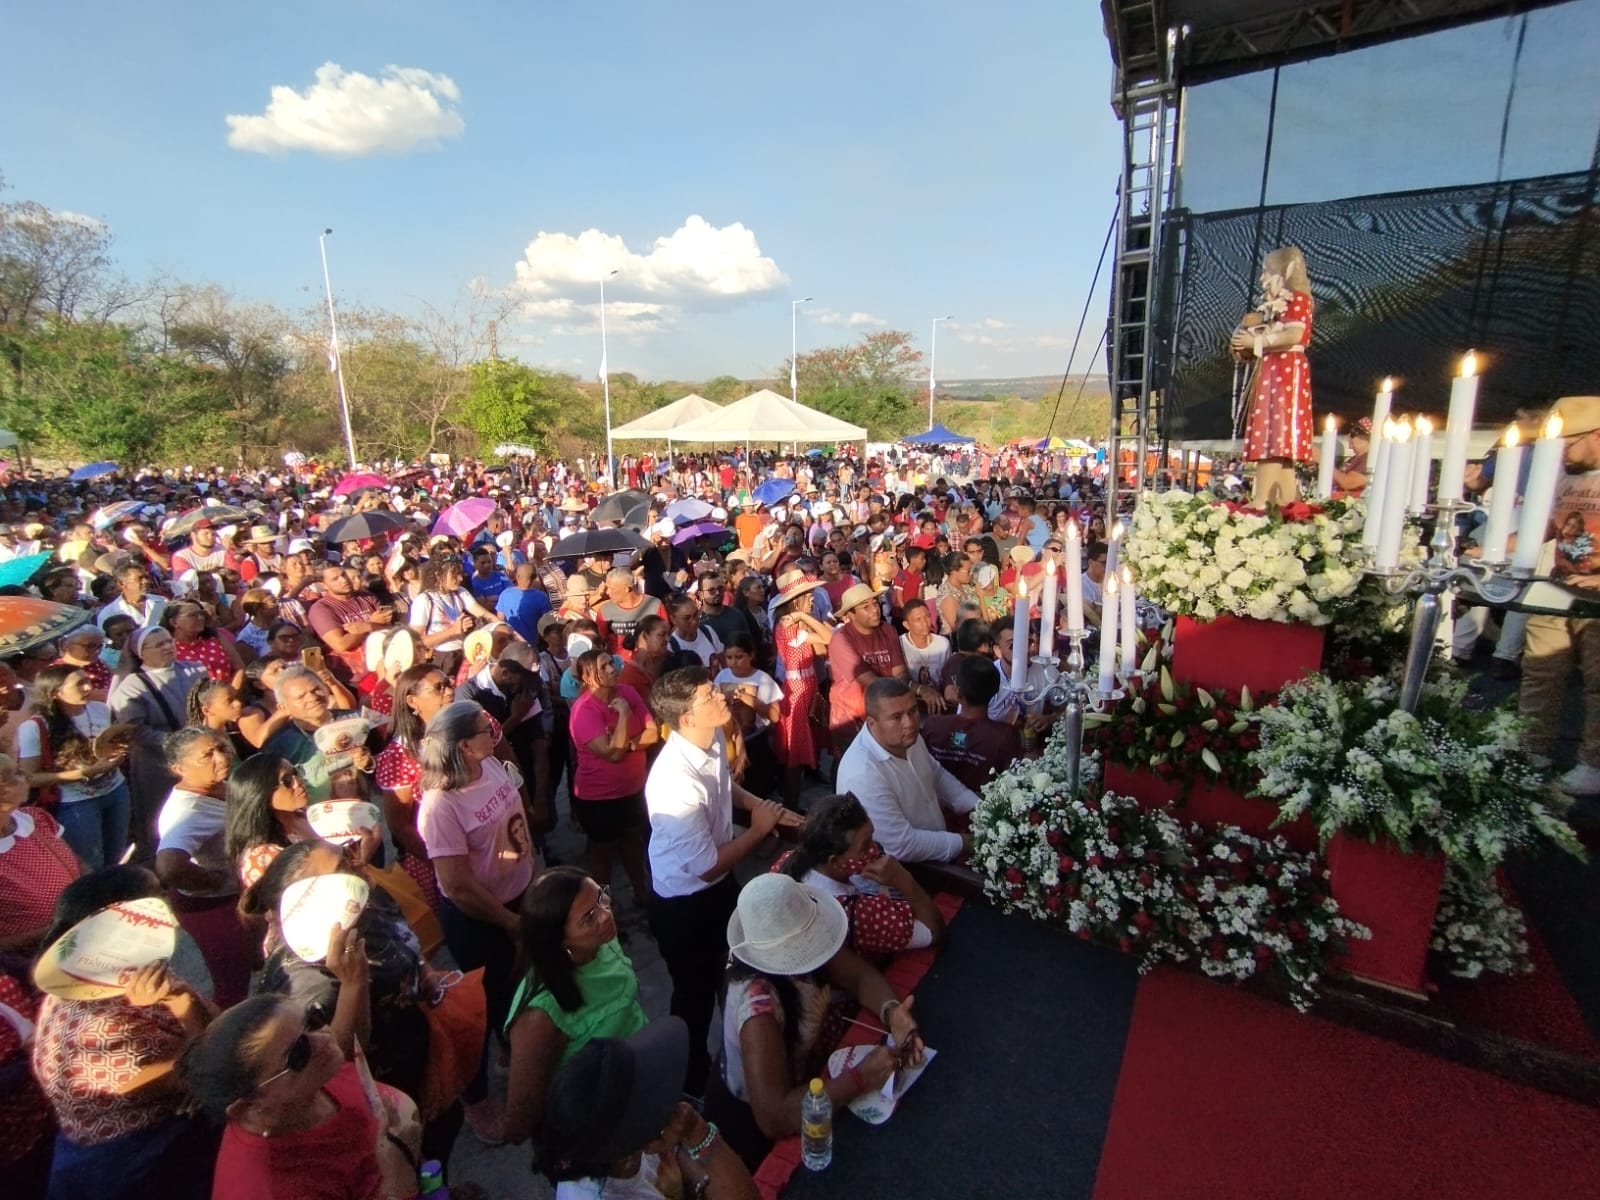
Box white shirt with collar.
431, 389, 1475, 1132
645, 729, 735, 898
835, 729, 978, 864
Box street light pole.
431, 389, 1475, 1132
790, 296, 812, 402
929, 315, 953, 432
600, 269, 619, 484
318, 229, 358, 469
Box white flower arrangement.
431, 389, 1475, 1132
973, 719, 1367, 1011
1122, 489, 1410, 626
1430, 866, 1531, 980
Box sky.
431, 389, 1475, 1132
2, 1, 1122, 384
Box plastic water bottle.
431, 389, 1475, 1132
801, 1076, 833, 1170
418, 1160, 449, 1197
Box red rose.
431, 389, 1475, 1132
1077, 927, 1093, 941
1059, 855, 1075, 871
1045, 894, 1061, 914
1137, 871, 1153, 888
1207, 937, 1226, 959
1231, 863, 1249, 882
1255, 945, 1274, 961
1064, 883, 1079, 898
1134, 911, 1155, 931
1145, 850, 1160, 863
1107, 825, 1124, 843
1118, 936, 1133, 953
1087, 854, 1104, 868
1264, 916, 1282, 933
1004, 867, 1023, 883
1009, 885, 1023, 901
1288, 920, 1308, 942
1046, 830, 1064, 847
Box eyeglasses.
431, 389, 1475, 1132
576, 885, 613, 931
253, 1031, 312, 1092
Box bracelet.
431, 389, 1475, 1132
686, 1120, 720, 1160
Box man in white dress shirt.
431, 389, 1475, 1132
645, 665, 800, 1094
836, 677, 979, 864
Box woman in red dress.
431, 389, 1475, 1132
1232, 245, 1314, 507
770, 573, 833, 808
162, 600, 244, 684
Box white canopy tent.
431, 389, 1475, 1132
667, 389, 867, 455
610, 393, 723, 450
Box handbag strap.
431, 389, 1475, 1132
135, 668, 182, 731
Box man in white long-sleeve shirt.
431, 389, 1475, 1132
836, 677, 979, 863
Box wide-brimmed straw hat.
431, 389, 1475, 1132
727, 874, 849, 976
559, 496, 590, 513
835, 581, 881, 616
771, 569, 822, 609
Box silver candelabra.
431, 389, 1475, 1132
1363, 498, 1526, 711
1002, 628, 1124, 797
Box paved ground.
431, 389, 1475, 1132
447, 769, 834, 1196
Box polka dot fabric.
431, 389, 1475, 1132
1242, 289, 1315, 464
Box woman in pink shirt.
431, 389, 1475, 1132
567, 649, 657, 910
418, 699, 538, 1143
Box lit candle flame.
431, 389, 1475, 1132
1461, 351, 1477, 379
1545, 413, 1564, 440
1393, 422, 1411, 444
1414, 417, 1432, 436
1324, 414, 1337, 432
1019, 577, 1027, 599
1045, 557, 1057, 575
1382, 376, 1394, 393
1110, 521, 1124, 541
1383, 419, 1397, 438
1121, 565, 1132, 585
1105, 574, 1118, 598
1504, 423, 1520, 448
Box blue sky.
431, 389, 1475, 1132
3, 1, 1121, 382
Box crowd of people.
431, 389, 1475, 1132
0, 441, 1119, 1198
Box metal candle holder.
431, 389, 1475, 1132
1001, 628, 1123, 797
1363, 498, 1526, 712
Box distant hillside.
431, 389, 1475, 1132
937, 375, 1108, 401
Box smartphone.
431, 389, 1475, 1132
301, 646, 326, 672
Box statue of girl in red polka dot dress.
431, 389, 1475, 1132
1229, 246, 1314, 507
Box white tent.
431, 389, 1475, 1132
610, 393, 722, 442
667, 389, 867, 448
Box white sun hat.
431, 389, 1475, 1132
727, 874, 849, 976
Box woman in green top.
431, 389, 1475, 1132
503, 866, 648, 1145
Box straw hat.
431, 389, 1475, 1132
1008, 544, 1035, 567
565, 575, 592, 599
1551, 396, 1600, 439
244, 524, 278, 545
771, 569, 822, 609
727, 874, 849, 976
835, 581, 880, 616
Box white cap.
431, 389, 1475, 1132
650, 519, 675, 539
711, 507, 728, 522
287, 537, 314, 555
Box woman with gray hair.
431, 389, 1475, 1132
417, 698, 538, 1143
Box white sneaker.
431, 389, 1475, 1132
1558, 763, 1600, 796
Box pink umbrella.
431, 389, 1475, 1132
431, 496, 497, 538
332, 472, 389, 497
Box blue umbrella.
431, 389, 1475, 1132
69, 461, 119, 481
665, 498, 713, 524
752, 479, 795, 506
0, 551, 53, 588
805, 448, 826, 457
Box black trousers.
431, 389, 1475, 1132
649, 873, 740, 1097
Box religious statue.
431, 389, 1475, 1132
1229, 246, 1314, 507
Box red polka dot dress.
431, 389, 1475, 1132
374, 740, 440, 911
174, 635, 234, 681
1242, 289, 1314, 464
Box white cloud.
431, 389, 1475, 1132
810, 308, 887, 329
226, 62, 464, 157
511, 215, 787, 309
518, 297, 674, 337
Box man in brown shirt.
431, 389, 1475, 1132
924, 654, 1024, 792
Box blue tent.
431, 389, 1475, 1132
903, 424, 975, 446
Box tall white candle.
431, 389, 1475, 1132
1039, 557, 1059, 660
1407, 417, 1434, 513
1119, 566, 1138, 678
1316, 415, 1338, 498
1010, 578, 1030, 692
1514, 413, 1564, 573
1481, 424, 1522, 564
1097, 574, 1118, 695
1105, 521, 1123, 580
1369, 378, 1395, 499
1437, 352, 1480, 504
1064, 523, 1084, 634
1362, 420, 1396, 547
1376, 422, 1412, 569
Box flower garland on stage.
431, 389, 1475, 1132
1250, 673, 1583, 874
1122, 489, 1398, 626
1430, 867, 1530, 980
973, 722, 1368, 1011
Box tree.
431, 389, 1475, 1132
784, 329, 925, 439
457, 358, 566, 455
167, 288, 295, 467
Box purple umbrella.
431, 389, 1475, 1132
431, 496, 497, 538
671, 523, 732, 546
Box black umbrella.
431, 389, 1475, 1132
547, 527, 651, 561
323, 510, 411, 543
622, 502, 652, 532
591, 489, 651, 524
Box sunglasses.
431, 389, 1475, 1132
254, 1030, 312, 1092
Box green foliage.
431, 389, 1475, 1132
459, 357, 566, 453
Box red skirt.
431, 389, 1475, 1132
1242, 350, 1314, 463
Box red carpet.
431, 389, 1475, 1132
1434, 924, 1600, 1060
1094, 968, 1600, 1200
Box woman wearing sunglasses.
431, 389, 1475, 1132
502, 866, 648, 1146
178, 970, 421, 1198
223, 752, 314, 888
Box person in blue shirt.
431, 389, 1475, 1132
496, 560, 554, 643
468, 543, 513, 604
